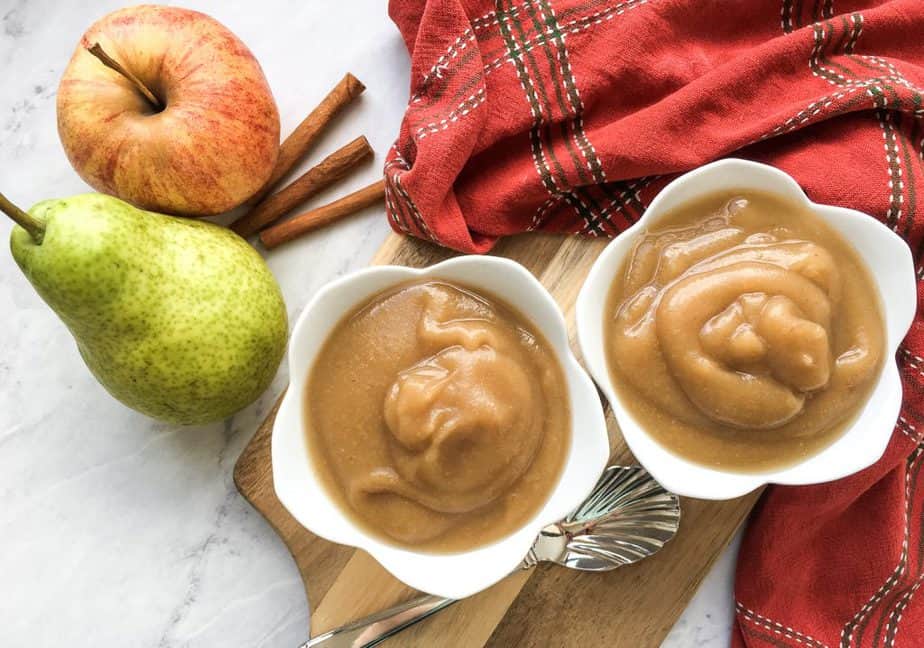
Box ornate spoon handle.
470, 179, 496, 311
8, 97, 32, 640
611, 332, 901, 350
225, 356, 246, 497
302, 594, 455, 648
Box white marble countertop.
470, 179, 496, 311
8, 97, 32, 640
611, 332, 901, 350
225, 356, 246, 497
0, 1, 740, 645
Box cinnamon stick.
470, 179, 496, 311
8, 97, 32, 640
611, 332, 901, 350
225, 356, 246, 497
248, 73, 365, 205
260, 180, 386, 249
231, 136, 374, 238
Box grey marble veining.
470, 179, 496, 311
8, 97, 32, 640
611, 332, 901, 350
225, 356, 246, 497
0, 1, 738, 646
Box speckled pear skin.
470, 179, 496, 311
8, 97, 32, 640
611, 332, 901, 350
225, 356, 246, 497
9, 193, 288, 425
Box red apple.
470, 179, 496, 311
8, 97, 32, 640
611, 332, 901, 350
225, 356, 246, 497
57, 5, 280, 216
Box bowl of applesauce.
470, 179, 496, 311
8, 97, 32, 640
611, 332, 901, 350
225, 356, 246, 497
577, 158, 915, 500
273, 256, 609, 598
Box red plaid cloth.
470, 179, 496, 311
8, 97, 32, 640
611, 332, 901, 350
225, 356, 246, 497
385, 0, 924, 645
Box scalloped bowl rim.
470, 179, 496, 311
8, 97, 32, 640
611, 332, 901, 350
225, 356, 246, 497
576, 158, 916, 500
272, 255, 610, 598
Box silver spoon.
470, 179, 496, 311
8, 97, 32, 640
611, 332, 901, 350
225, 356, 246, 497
302, 465, 681, 648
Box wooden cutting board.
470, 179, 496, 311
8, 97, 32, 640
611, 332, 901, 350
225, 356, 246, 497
233, 231, 761, 646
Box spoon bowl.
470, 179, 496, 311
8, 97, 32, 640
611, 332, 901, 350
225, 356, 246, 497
524, 465, 681, 570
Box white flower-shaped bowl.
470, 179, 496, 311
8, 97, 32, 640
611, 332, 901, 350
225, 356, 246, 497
576, 158, 916, 500
273, 256, 609, 598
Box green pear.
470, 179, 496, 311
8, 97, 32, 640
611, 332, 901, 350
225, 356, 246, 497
3, 192, 287, 425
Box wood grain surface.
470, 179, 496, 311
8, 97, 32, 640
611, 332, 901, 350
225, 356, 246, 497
233, 231, 759, 646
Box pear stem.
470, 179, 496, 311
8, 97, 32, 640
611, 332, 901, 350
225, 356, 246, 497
86, 42, 163, 111
0, 191, 44, 243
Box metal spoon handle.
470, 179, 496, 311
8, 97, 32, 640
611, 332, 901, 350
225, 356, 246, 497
302, 594, 455, 648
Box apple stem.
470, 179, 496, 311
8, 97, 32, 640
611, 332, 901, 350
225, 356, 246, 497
86, 42, 163, 111
0, 191, 44, 243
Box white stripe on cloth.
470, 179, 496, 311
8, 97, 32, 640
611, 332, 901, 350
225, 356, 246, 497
737, 601, 831, 648
881, 447, 924, 647
840, 446, 921, 647
409, 0, 652, 141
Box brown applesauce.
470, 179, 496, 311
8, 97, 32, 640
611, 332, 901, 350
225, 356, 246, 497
606, 190, 885, 471
305, 280, 570, 552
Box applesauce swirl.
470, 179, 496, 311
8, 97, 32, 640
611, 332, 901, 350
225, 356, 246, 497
306, 281, 569, 552
606, 191, 885, 471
